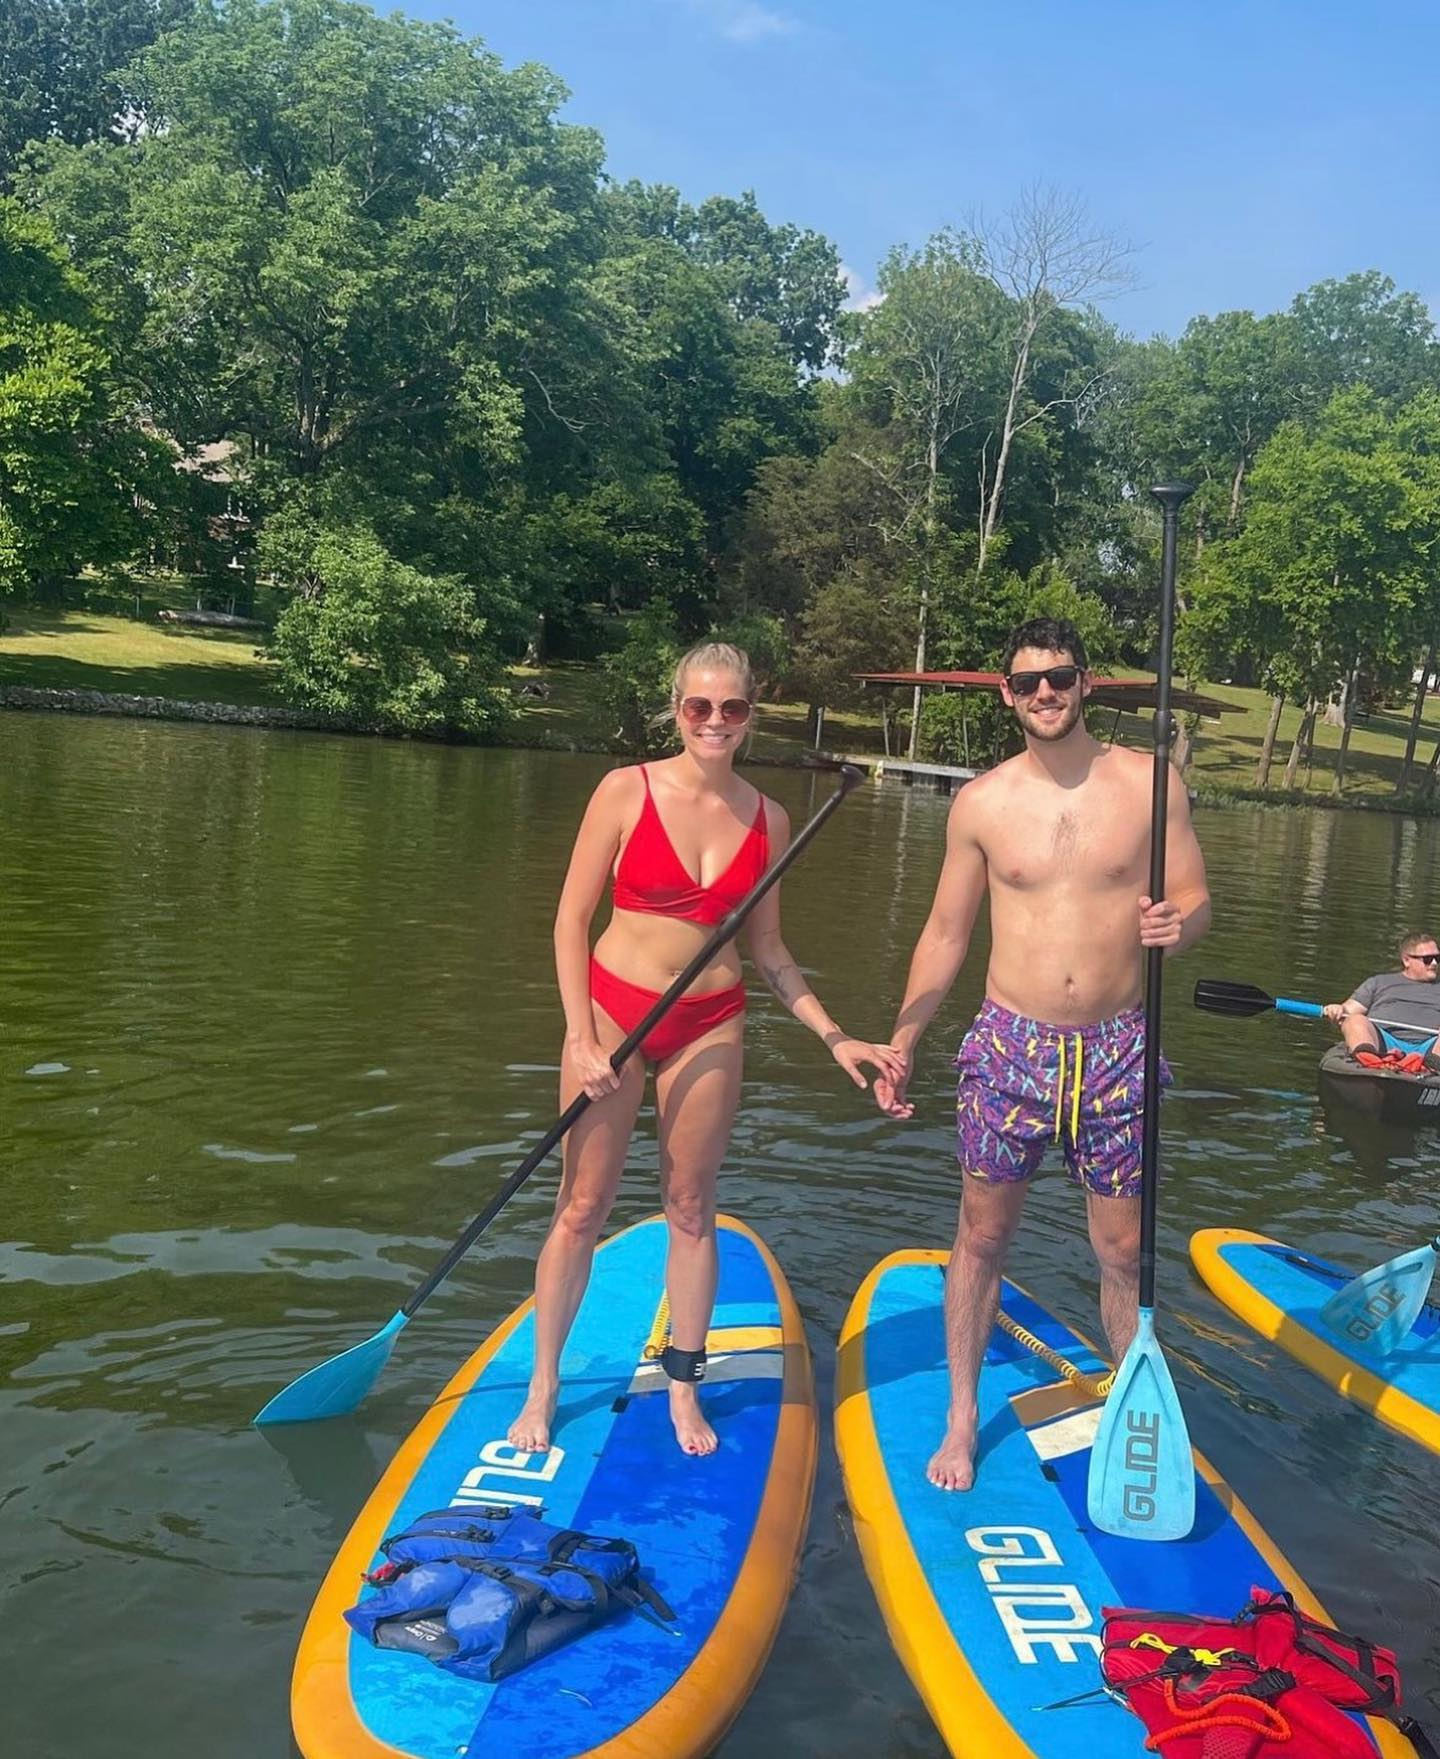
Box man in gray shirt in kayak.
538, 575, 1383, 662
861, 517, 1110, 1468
1323, 932, 1440, 1063
872, 616, 1211, 1491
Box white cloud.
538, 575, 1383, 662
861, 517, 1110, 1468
675, 0, 797, 45
842, 264, 884, 313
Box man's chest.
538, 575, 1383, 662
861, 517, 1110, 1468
980, 794, 1149, 892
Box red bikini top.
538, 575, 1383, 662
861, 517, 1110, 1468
612, 767, 768, 926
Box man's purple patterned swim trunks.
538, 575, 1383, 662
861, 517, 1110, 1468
955, 998, 1172, 1198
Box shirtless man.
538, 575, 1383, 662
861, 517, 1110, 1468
874, 616, 1211, 1490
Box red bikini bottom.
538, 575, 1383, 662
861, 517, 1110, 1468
589, 958, 746, 1063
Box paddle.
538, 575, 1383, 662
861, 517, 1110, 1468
1317, 1235, 1440, 1355
1193, 978, 1428, 1038
253, 760, 865, 1426
1087, 482, 1197, 1543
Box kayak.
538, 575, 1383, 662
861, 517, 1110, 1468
1191, 1227, 1440, 1459
291, 1213, 816, 1759
834, 1248, 1421, 1758
1319, 1042, 1440, 1125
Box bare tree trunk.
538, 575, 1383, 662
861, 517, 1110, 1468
1333, 661, 1359, 793
909, 415, 941, 759
1283, 700, 1317, 790
1423, 734, 1440, 799
1173, 714, 1192, 774
1255, 693, 1285, 788
1227, 454, 1246, 532
978, 326, 1034, 572
1398, 640, 1437, 794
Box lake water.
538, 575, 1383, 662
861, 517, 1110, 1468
4, 711, 1438, 1756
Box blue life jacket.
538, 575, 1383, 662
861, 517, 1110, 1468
344, 1504, 674, 1683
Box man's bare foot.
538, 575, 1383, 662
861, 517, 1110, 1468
507, 1382, 557, 1453
669, 1381, 718, 1456
926, 1417, 977, 1490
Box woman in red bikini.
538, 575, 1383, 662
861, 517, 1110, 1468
508, 641, 902, 1458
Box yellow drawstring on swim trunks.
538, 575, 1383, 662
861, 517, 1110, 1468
1054, 1032, 1084, 1143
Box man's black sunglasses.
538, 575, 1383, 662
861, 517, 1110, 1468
1006, 665, 1082, 697
1407, 951, 1440, 965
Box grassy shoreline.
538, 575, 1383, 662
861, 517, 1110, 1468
6, 601, 1440, 810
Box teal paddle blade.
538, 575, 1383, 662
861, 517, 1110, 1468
1087, 1307, 1195, 1541
1318, 1238, 1439, 1356
253, 1308, 409, 1426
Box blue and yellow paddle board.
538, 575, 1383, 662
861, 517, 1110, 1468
292, 1213, 816, 1759
1192, 1226, 1440, 1459
835, 1249, 1419, 1758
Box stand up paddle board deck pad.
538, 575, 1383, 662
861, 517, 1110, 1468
834, 1248, 1418, 1759
292, 1213, 816, 1759
1191, 1227, 1440, 1458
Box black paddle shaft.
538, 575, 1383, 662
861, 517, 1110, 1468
1140, 482, 1194, 1308
401, 762, 865, 1318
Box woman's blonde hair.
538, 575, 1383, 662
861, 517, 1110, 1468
671, 641, 755, 705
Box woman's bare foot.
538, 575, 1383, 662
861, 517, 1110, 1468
668, 1381, 718, 1456
507, 1381, 558, 1453
926, 1413, 977, 1490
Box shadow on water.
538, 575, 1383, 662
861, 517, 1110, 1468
4, 717, 1440, 1756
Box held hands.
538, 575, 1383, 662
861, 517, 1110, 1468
872, 1048, 915, 1121
569, 1035, 623, 1102
825, 1030, 908, 1094
1139, 895, 1184, 950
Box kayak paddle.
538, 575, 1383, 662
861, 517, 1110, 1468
1318, 1235, 1440, 1355
1193, 979, 1430, 1039
1088, 482, 1196, 1543
253, 760, 865, 1426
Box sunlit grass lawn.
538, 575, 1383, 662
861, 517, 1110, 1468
0, 604, 285, 707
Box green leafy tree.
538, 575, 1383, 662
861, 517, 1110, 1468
0, 0, 192, 179
264, 524, 511, 735
0, 197, 166, 595
1291, 271, 1437, 408
596, 598, 683, 756
1186, 389, 1433, 791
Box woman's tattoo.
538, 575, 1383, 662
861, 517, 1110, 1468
761, 959, 798, 1005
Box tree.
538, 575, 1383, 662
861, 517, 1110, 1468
265, 524, 511, 735
846, 231, 1005, 753
1291, 271, 1437, 408
1185, 390, 1433, 792
1133, 310, 1303, 545
970, 185, 1134, 572
0, 197, 166, 595
0, 0, 192, 181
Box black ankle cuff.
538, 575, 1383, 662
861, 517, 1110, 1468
659, 1345, 707, 1383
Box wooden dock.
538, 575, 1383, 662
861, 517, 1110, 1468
836, 753, 977, 793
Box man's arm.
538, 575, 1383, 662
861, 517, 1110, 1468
1141, 766, 1211, 953
874, 789, 988, 1118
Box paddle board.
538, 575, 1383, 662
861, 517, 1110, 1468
292, 1212, 816, 1759
1191, 1226, 1440, 1459
835, 1248, 1420, 1758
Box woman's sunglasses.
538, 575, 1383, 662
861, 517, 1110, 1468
1006, 665, 1082, 697
679, 695, 753, 726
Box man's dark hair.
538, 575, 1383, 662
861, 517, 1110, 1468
1400, 930, 1437, 958
1002, 617, 1089, 675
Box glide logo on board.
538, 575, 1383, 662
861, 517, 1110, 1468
1341, 1285, 1404, 1345
965, 1526, 1102, 1665
1122, 1410, 1161, 1523
448, 1437, 567, 1509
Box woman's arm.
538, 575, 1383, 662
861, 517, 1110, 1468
743, 801, 904, 1090
553, 769, 633, 1097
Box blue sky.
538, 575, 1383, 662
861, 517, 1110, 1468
413, 1, 1440, 338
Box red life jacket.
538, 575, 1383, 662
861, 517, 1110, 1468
1099, 1589, 1426, 1758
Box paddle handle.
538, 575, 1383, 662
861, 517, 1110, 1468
1140, 484, 1194, 1308
1276, 997, 1324, 1019
400, 763, 865, 1319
